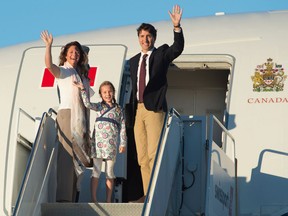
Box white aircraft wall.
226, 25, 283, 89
184, 12, 288, 215
1, 10, 288, 215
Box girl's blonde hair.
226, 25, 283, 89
99, 81, 117, 104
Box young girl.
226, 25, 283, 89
74, 80, 127, 203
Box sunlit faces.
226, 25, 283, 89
100, 85, 114, 106
66, 45, 80, 68
138, 30, 155, 53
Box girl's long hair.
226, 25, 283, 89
99, 81, 117, 105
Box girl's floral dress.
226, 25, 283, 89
80, 91, 127, 161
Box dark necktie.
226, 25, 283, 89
138, 54, 148, 102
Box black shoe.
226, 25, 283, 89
129, 196, 146, 203
75, 191, 80, 203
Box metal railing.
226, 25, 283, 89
143, 112, 237, 216
13, 109, 58, 216
143, 108, 183, 216
16, 108, 36, 149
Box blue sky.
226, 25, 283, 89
1, 0, 288, 48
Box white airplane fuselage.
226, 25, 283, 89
1, 10, 288, 216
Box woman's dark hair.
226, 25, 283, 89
59, 41, 89, 78
137, 23, 157, 39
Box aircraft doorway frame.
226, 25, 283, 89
167, 54, 235, 133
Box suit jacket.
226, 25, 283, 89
129, 29, 184, 118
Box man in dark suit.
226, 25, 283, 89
129, 4, 184, 202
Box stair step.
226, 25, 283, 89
41, 203, 143, 216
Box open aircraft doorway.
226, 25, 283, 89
167, 54, 234, 145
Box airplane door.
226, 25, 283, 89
8, 44, 127, 207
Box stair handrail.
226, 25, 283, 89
32, 141, 58, 216
211, 115, 236, 161
142, 108, 182, 216
16, 108, 36, 147
13, 108, 57, 216
32, 108, 58, 216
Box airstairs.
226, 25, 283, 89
41, 203, 143, 216
12, 108, 236, 216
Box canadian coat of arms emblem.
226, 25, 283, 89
251, 58, 287, 92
